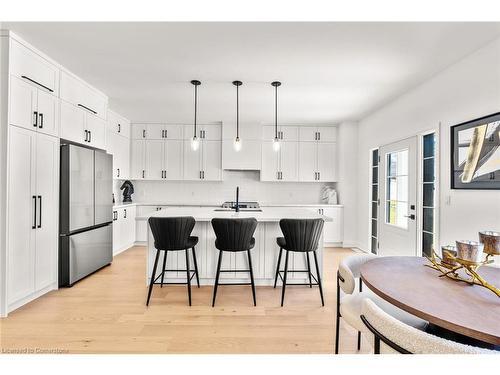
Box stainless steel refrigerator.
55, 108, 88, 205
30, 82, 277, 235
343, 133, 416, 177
59, 143, 113, 287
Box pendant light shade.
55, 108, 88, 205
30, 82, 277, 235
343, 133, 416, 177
271, 81, 281, 152
233, 80, 243, 152
190, 80, 201, 151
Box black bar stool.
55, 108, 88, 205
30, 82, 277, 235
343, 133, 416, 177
146, 216, 200, 306
211, 218, 258, 307
274, 218, 324, 307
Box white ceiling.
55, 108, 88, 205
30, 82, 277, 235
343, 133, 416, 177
3, 22, 500, 126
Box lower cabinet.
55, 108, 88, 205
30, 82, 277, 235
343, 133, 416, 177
7, 126, 59, 310
112, 205, 136, 255
314, 206, 344, 244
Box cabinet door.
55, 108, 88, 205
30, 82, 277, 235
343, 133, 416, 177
261, 141, 280, 181
117, 135, 130, 179
36, 89, 59, 137
200, 124, 222, 140
322, 207, 343, 243
130, 140, 146, 179
183, 140, 202, 180
279, 141, 298, 181
35, 133, 59, 290
317, 142, 337, 182
7, 126, 36, 304
280, 126, 298, 142
112, 210, 121, 254
131, 124, 147, 139
86, 114, 106, 150
146, 124, 165, 140
60, 101, 85, 144
164, 125, 183, 140
202, 140, 222, 181
164, 140, 183, 180
124, 206, 136, 247
299, 127, 318, 142
146, 140, 164, 179
298, 141, 317, 182
9, 75, 37, 131
317, 126, 337, 142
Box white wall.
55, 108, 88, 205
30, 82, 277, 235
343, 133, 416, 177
114, 171, 334, 206
337, 122, 359, 246
356, 37, 500, 253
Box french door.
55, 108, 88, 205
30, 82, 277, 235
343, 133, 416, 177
378, 136, 418, 256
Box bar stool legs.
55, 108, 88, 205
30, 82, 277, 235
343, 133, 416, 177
306, 252, 312, 288
192, 247, 200, 288
247, 250, 256, 306
185, 249, 192, 306
280, 250, 290, 307
146, 250, 161, 306
273, 247, 283, 288
212, 251, 223, 307
313, 251, 325, 306
160, 251, 168, 288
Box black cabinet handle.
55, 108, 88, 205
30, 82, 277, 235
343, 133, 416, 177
21, 75, 54, 92
84, 130, 88, 142
165, 129, 168, 138
39, 113, 43, 129
77, 103, 97, 115
143, 129, 146, 138
124, 209, 127, 219
161, 130, 164, 138
88, 131, 92, 143
318, 132, 321, 141
318, 172, 320, 180
118, 124, 121, 133
142, 170, 145, 178
37, 195, 42, 228
32, 196, 37, 229
33, 111, 38, 127
117, 168, 120, 178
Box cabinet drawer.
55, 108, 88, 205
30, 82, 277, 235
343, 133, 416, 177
60, 70, 108, 119
10, 39, 59, 95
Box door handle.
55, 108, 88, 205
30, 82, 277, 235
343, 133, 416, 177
315, 132, 318, 141
21, 75, 54, 92
142, 170, 145, 178
77, 103, 97, 115
33, 111, 38, 127
162, 130, 164, 138
143, 129, 146, 138
84, 130, 88, 142
117, 168, 120, 178
124, 209, 127, 219
88, 131, 92, 143
37, 195, 42, 228
118, 124, 121, 133
317, 171, 320, 180
404, 214, 416, 220
165, 130, 168, 138
39, 113, 43, 129
32, 196, 37, 229
318, 132, 320, 141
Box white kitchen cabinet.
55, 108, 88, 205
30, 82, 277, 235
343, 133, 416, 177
317, 142, 337, 182
131, 123, 147, 139
130, 139, 146, 179
298, 141, 317, 182
299, 126, 337, 142
7, 126, 58, 308
112, 205, 136, 255
107, 130, 130, 179
60, 100, 106, 149
260, 141, 298, 181
9, 75, 59, 137
164, 140, 183, 180
146, 124, 184, 140
107, 110, 131, 139
146, 140, 164, 180
321, 207, 343, 244
9, 38, 59, 94
263, 125, 298, 141
184, 124, 222, 141
141, 139, 184, 180
183, 139, 222, 181
60, 70, 108, 120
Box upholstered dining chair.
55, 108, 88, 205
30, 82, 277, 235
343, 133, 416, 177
335, 254, 427, 354
360, 298, 496, 354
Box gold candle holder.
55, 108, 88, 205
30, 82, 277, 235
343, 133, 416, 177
455, 240, 484, 263
441, 245, 457, 267
479, 231, 500, 256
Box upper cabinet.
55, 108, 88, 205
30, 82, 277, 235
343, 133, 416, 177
298, 126, 337, 142
107, 110, 131, 180
107, 110, 131, 139
60, 70, 108, 120
9, 75, 59, 137
9, 38, 59, 95
183, 124, 222, 181
131, 123, 184, 140
262, 125, 298, 141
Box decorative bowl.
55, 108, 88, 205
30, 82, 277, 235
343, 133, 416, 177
456, 240, 484, 263
441, 246, 458, 266
479, 231, 500, 256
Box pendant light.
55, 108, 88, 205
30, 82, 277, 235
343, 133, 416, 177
271, 81, 281, 152
232, 80, 243, 152
190, 79, 201, 151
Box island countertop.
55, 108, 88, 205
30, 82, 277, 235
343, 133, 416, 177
136, 206, 332, 222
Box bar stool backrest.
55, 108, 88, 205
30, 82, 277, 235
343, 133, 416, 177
148, 216, 195, 251
211, 218, 258, 251
279, 218, 324, 252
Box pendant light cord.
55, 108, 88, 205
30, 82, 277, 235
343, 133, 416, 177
194, 83, 198, 137
236, 84, 239, 138
274, 84, 278, 139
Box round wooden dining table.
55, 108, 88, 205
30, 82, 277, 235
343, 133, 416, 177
360, 256, 500, 346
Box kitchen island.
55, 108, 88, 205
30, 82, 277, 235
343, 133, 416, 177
137, 206, 332, 286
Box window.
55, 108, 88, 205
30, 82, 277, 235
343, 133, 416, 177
385, 149, 409, 229
370, 149, 379, 254
422, 133, 437, 257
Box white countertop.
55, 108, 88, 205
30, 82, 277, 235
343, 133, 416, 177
114, 202, 343, 209
136, 206, 333, 222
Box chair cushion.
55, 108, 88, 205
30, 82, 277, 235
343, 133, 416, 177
340, 289, 428, 334
276, 237, 286, 248
186, 236, 199, 248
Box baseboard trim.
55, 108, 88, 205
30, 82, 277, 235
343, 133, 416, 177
7, 282, 57, 315
113, 243, 135, 256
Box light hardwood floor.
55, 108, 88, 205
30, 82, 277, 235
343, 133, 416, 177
0, 246, 370, 354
